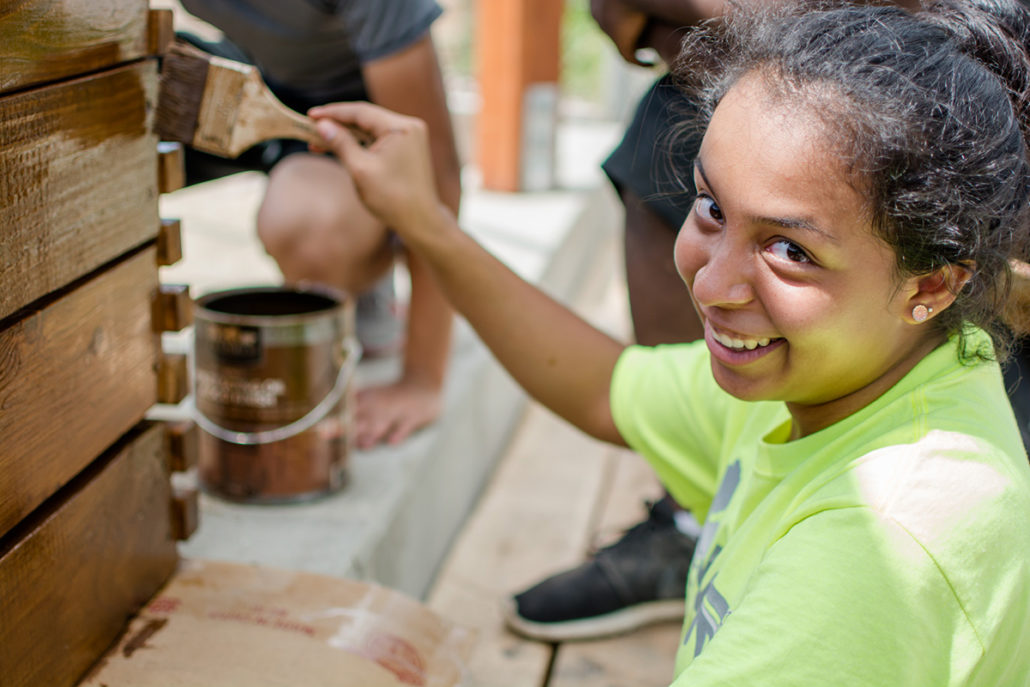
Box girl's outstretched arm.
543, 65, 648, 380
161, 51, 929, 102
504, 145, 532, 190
309, 102, 629, 446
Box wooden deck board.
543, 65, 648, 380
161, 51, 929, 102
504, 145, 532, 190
427, 403, 616, 686
549, 450, 681, 687
428, 410, 681, 687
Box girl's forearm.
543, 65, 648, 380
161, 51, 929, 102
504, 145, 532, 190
409, 206, 628, 445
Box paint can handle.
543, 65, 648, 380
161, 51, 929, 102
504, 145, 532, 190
190, 337, 362, 445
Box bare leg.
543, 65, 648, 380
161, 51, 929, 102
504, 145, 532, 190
621, 186, 704, 346
257, 153, 395, 293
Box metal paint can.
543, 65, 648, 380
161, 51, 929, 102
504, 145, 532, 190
192, 285, 359, 502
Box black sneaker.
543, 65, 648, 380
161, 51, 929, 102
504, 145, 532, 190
504, 497, 696, 642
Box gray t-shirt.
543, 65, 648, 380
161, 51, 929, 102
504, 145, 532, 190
180, 0, 442, 107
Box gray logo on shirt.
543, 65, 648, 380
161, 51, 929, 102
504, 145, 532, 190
685, 460, 740, 656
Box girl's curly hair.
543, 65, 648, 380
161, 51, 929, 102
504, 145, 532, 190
670, 0, 1030, 360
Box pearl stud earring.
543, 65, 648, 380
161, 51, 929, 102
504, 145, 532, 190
912, 304, 933, 323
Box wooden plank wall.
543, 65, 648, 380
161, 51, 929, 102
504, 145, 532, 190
0, 423, 179, 687
0, 60, 160, 321
0, 247, 162, 538
0, 2, 192, 686
0, 0, 149, 94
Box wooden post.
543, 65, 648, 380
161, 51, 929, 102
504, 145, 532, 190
475, 0, 563, 192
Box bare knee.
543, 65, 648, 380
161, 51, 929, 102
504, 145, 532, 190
257, 154, 392, 290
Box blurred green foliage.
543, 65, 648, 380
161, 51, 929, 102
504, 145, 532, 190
561, 0, 610, 101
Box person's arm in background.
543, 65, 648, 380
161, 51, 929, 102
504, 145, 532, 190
591, 0, 728, 67
356, 33, 462, 448
600, 0, 923, 68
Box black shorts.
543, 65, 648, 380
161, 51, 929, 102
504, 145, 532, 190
602, 74, 705, 232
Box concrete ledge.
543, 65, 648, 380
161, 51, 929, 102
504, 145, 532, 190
158, 122, 623, 599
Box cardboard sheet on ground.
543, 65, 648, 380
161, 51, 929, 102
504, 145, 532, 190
81, 559, 475, 686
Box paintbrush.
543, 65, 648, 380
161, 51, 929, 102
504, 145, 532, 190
156, 41, 370, 158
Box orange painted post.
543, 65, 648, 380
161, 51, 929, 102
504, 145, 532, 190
476, 0, 563, 191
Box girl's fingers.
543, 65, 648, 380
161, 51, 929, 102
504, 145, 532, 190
308, 101, 415, 140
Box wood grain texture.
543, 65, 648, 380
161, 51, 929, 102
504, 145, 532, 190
156, 141, 185, 193
0, 421, 178, 687
156, 352, 189, 404
427, 403, 617, 687
0, 60, 159, 321
170, 484, 199, 541
549, 450, 681, 687
156, 217, 183, 266
151, 283, 193, 332
0, 247, 161, 539
0, 0, 149, 95
146, 7, 174, 56
165, 420, 199, 473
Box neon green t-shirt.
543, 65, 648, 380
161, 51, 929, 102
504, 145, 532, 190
611, 332, 1030, 686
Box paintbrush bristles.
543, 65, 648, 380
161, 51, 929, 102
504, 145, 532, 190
155, 43, 210, 145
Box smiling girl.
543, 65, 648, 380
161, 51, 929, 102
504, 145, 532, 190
309, 0, 1030, 682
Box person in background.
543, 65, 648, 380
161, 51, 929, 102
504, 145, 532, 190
176, 0, 461, 449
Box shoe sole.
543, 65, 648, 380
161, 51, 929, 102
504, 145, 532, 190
502, 598, 684, 642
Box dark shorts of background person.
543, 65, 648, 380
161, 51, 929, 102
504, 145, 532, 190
1003, 337, 1030, 455
601, 74, 704, 233
173, 32, 368, 186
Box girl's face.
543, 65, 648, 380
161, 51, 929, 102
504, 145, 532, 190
674, 76, 938, 436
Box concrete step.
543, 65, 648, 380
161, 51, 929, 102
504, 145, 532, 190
152, 121, 625, 599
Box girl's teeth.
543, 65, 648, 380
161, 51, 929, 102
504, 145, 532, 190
714, 331, 773, 350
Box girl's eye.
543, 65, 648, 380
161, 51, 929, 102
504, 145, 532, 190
694, 195, 723, 222
766, 239, 812, 264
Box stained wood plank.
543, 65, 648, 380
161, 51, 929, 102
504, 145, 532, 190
156, 352, 189, 404
165, 420, 199, 473
549, 623, 682, 687
0, 0, 149, 95
0, 422, 179, 687
170, 484, 199, 541
151, 283, 193, 332
147, 7, 175, 56
157, 141, 185, 193
0, 247, 161, 539
0, 60, 159, 320
156, 217, 183, 266
427, 403, 618, 687
549, 450, 681, 687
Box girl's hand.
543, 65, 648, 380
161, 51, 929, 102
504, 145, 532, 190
307, 102, 444, 242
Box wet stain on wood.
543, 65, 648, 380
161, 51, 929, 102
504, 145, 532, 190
0, 0, 148, 95
0, 60, 159, 322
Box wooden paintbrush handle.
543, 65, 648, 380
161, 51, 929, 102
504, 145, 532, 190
232, 69, 372, 155
270, 102, 374, 148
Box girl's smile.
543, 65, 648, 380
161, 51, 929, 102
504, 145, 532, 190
704, 320, 785, 364
675, 74, 948, 437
